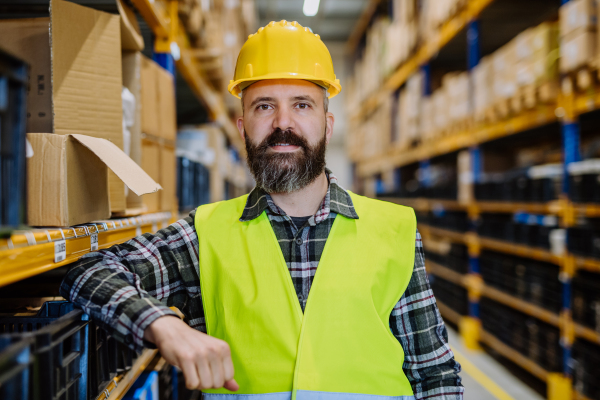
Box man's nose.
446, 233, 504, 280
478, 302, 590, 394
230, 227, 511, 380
272, 107, 294, 131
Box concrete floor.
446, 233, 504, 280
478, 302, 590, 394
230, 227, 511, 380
447, 327, 545, 400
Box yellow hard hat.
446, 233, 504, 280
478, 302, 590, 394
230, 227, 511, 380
228, 20, 342, 99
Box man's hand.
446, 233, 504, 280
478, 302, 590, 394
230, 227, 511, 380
144, 316, 239, 391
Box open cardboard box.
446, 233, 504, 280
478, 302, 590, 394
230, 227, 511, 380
27, 133, 161, 227
0, 0, 127, 212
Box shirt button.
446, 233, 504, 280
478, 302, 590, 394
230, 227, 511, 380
295, 238, 303, 245
298, 294, 304, 301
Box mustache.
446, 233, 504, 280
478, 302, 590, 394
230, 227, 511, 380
257, 128, 309, 151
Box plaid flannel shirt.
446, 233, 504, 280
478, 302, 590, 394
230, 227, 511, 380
60, 169, 463, 399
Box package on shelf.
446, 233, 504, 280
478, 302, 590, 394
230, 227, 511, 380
140, 56, 176, 142
492, 41, 518, 102
0, 0, 128, 213
397, 71, 423, 148
27, 133, 160, 227
443, 72, 470, 128
393, 0, 417, 23
117, 0, 144, 52
432, 88, 449, 135
560, 29, 597, 72
384, 19, 418, 74
420, 95, 435, 141
138, 136, 176, 214
559, 0, 597, 39
472, 56, 493, 121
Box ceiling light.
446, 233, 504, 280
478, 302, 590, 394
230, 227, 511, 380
303, 0, 320, 16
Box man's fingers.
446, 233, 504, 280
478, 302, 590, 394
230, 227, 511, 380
208, 355, 225, 388
224, 379, 240, 392
221, 345, 235, 382
196, 358, 214, 390
180, 360, 200, 390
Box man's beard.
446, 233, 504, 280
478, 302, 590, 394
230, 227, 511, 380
245, 128, 327, 194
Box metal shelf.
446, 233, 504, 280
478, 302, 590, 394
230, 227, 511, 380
481, 285, 560, 327
418, 224, 470, 245
383, 197, 563, 215
477, 236, 561, 265
425, 261, 468, 288
130, 0, 244, 155
349, 0, 495, 123
358, 105, 557, 177
480, 329, 549, 382
435, 299, 463, 326
0, 212, 173, 288
573, 322, 600, 346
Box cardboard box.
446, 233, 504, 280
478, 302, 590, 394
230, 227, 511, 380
160, 146, 177, 212
122, 51, 144, 210
141, 57, 177, 141
560, 0, 597, 38
27, 133, 160, 227
560, 30, 597, 72
117, 0, 144, 51
0, 0, 126, 213
141, 138, 161, 213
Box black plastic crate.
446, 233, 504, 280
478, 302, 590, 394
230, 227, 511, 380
0, 48, 28, 229
480, 250, 561, 313
573, 338, 600, 400
481, 298, 562, 371
429, 275, 469, 316
0, 336, 34, 400
424, 243, 469, 274
427, 210, 469, 232
573, 271, 600, 332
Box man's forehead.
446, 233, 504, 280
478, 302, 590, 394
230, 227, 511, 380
244, 79, 324, 99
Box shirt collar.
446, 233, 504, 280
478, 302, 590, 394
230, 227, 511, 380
240, 168, 359, 223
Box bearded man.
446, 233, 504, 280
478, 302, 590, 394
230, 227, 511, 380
61, 21, 463, 400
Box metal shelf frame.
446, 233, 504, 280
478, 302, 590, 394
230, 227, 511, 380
0, 212, 173, 288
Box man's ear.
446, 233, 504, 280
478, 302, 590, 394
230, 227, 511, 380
325, 112, 334, 144
237, 117, 245, 140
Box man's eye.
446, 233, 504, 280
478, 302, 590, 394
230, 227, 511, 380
297, 103, 309, 109
257, 104, 271, 110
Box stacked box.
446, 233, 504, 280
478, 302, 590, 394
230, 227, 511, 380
424, 242, 469, 274
559, 0, 597, 72
573, 338, 600, 399
572, 271, 600, 332
429, 275, 469, 316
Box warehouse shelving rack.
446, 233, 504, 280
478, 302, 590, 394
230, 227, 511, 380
0, 1, 246, 398
349, 0, 600, 398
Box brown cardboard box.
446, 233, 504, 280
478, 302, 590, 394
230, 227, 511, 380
141, 57, 160, 138
560, 0, 596, 38
0, 0, 126, 213
141, 57, 177, 141
156, 67, 177, 142
122, 51, 144, 210
141, 138, 162, 213
117, 0, 144, 51
160, 146, 177, 212
27, 133, 161, 227
560, 30, 597, 72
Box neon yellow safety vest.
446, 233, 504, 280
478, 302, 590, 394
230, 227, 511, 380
195, 192, 416, 400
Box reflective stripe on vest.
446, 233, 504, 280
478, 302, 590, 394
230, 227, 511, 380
195, 191, 416, 398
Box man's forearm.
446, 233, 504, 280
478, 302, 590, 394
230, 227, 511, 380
60, 212, 201, 351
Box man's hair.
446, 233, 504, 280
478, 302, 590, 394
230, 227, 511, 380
240, 84, 329, 114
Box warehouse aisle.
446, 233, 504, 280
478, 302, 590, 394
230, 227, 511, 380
447, 328, 544, 400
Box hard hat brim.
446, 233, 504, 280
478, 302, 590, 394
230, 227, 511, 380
228, 74, 341, 99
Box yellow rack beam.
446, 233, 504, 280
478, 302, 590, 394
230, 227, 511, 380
426, 261, 468, 288
382, 197, 564, 215
97, 349, 160, 400
0, 212, 173, 288
435, 299, 463, 326
480, 329, 549, 382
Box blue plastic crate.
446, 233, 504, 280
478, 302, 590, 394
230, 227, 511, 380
123, 371, 158, 400
0, 336, 34, 400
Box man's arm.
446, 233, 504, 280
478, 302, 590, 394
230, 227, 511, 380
390, 230, 464, 400
59, 210, 203, 351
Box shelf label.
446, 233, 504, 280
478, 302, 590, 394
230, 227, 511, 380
54, 240, 67, 263
90, 233, 99, 251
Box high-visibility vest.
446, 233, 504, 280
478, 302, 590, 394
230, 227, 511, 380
195, 191, 416, 400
